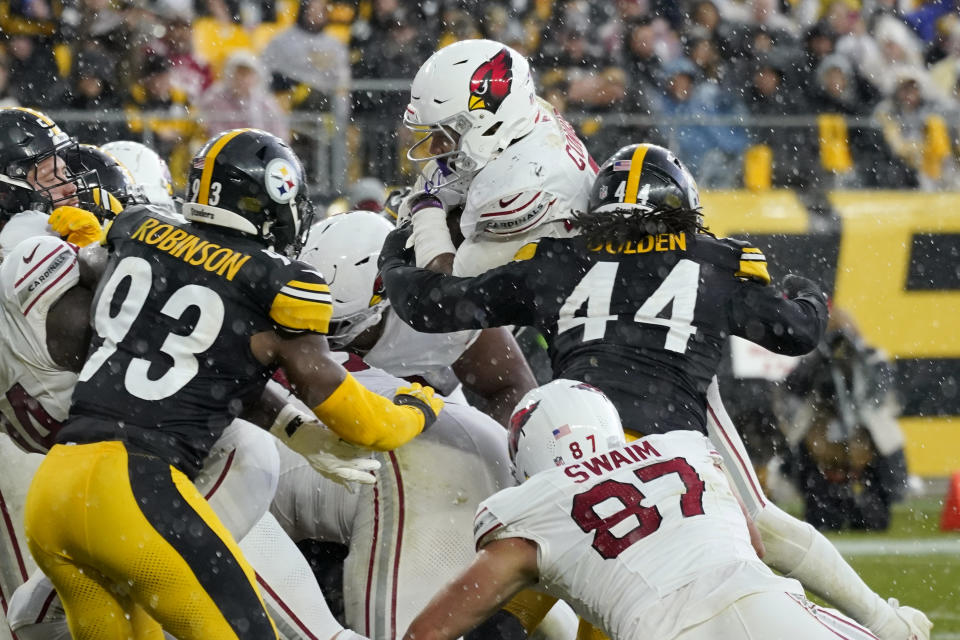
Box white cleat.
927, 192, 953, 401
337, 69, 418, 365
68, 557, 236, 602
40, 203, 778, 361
889, 599, 932, 640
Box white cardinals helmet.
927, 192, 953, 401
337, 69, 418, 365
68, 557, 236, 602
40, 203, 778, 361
404, 39, 538, 193
101, 140, 175, 209
299, 210, 393, 348
508, 379, 626, 482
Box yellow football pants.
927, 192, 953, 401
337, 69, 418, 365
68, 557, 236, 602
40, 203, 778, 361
24, 441, 279, 640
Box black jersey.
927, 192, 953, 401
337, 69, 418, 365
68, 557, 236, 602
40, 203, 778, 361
384, 231, 827, 434
61, 205, 333, 476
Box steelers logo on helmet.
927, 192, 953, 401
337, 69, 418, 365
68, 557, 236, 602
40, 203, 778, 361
265, 157, 299, 204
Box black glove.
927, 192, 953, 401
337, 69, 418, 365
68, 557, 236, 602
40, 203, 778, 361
378, 223, 414, 271
782, 274, 824, 300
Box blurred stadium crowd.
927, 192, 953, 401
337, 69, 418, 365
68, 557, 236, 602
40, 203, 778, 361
3, 0, 960, 195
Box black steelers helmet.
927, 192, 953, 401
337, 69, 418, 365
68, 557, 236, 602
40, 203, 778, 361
65, 144, 146, 220
0, 107, 90, 214
182, 129, 314, 257
589, 143, 700, 215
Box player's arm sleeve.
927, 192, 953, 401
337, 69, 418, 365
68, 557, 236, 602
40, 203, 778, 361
727, 275, 828, 355
381, 260, 538, 333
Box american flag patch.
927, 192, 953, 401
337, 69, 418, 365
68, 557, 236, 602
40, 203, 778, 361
552, 425, 571, 438
192, 157, 206, 169
612, 160, 631, 171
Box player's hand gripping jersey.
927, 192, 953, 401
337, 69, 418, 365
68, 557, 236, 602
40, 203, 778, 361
383, 231, 828, 433
473, 431, 803, 640
62, 204, 333, 477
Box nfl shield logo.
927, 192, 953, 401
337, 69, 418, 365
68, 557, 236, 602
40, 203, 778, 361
599, 185, 608, 199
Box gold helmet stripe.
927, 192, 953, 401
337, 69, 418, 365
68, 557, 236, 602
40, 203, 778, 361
623, 144, 651, 204
199, 129, 250, 205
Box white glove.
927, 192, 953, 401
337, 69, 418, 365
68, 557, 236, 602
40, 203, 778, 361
270, 404, 381, 487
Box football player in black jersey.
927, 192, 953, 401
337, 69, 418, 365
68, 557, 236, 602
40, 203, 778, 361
23, 129, 444, 640
380, 143, 931, 640
381, 142, 827, 435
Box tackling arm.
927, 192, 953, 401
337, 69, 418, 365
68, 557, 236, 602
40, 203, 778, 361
402, 537, 540, 640
250, 330, 442, 450
379, 226, 537, 333
728, 274, 829, 356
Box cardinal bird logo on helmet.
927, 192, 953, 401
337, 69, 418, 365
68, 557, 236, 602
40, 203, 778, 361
508, 400, 539, 458
469, 49, 513, 113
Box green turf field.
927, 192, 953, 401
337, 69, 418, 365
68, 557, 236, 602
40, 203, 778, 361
793, 496, 960, 638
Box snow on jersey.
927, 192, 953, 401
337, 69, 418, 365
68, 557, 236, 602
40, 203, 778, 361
0, 236, 80, 453
459, 100, 597, 242
474, 431, 802, 640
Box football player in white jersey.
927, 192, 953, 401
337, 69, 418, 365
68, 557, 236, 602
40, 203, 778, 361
386, 138, 932, 640
270, 210, 537, 638
404, 380, 883, 640
400, 39, 598, 277
100, 140, 177, 212
0, 132, 377, 640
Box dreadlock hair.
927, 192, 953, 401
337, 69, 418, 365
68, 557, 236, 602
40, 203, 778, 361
572, 205, 712, 249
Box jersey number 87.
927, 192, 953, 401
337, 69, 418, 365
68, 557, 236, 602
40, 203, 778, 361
570, 457, 706, 559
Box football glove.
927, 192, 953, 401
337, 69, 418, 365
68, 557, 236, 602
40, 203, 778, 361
271, 404, 381, 487
378, 223, 415, 271
384, 186, 412, 222
393, 382, 443, 431
48, 206, 103, 247
782, 274, 825, 301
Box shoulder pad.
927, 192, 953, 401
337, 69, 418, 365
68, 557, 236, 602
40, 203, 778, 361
699, 234, 771, 285
266, 258, 333, 334
1, 236, 79, 318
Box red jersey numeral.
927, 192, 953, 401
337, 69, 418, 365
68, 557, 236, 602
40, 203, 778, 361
570, 457, 706, 559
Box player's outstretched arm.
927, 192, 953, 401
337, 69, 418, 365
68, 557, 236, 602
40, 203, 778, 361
402, 537, 539, 640
728, 274, 829, 356
250, 330, 443, 450
379, 225, 536, 333
452, 327, 538, 428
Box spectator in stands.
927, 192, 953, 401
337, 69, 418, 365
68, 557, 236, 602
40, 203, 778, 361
56, 48, 129, 144
3, 35, 63, 105
0, 50, 18, 107
621, 17, 667, 103
125, 53, 194, 176
929, 20, 960, 96
688, 35, 728, 83
554, 23, 627, 111
875, 71, 955, 189
652, 56, 747, 187
197, 50, 289, 140
262, 0, 349, 120
811, 54, 879, 116
162, 14, 214, 103
745, 55, 817, 186
795, 22, 838, 102
351, 3, 426, 181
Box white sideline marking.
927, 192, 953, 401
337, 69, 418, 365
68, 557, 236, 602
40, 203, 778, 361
830, 538, 960, 556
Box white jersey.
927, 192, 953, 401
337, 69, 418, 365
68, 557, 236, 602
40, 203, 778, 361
363, 310, 477, 390
460, 101, 597, 240
0, 235, 80, 453
474, 431, 803, 640
0, 211, 50, 260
